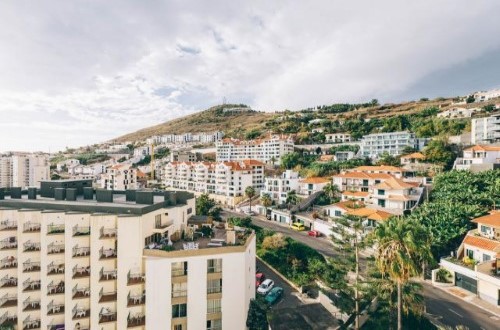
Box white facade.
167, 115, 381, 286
216, 135, 294, 164
260, 170, 300, 204
360, 131, 428, 158
0, 154, 50, 189
56, 159, 80, 172
133, 146, 151, 158
100, 164, 138, 190
147, 131, 225, 145
471, 113, 500, 144
325, 133, 352, 143
453, 145, 500, 171
473, 88, 500, 102
437, 107, 480, 119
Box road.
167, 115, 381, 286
223, 210, 500, 330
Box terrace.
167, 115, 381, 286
47, 242, 65, 254
23, 278, 41, 292
100, 227, 117, 239
0, 293, 17, 307
0, 237, 17, 250
1, 256, 17, 269
47, 261, 65, 275
99, 288, 117, 303
127, 312, 145, 328
23, 316, 40, 330
73, 265, 90, 279
22, 297, 40, 311
0, 220, 17, 231
47, 280, 65, 295
23, 221, 40, 233
0, 275, 17, 287
73, 304, 90, 319
23, 240, 41, 252
47, 300, 65, 315
72, 284, 90, 299
72, 245, 90, 257
98, 307, 117, 323
23, 260, 41, 273
73, 225, 90, 237
47, 224, 65, 235
127, 270, 145, 285
0, 311, 16, 328
127, 291, 146, 306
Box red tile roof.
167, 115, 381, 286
463, 235, 500, 252
472, 211, 500, 227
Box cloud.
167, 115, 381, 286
1, 0, 500, 151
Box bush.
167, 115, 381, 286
436, 268, 451, 283
262, 233, 288, 250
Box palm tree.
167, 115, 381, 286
260, 193, 272, 215
373, 217, 432, 330
245, 186, 256, 213
323, 183, 339, 201
285, 190, 299, 209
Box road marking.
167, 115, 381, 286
448, 308, 463, 318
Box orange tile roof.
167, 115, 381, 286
333, 172, 394, 180
342, 191, 370, 198
400, 152, 426, 160
464, 145, 500, 152
463, 235, 500, 252
387, 194, 412, 201
300, 177, 331, 184
347, 207, 393, 222
241, 159, 265, 166
374, 177, 418, 190
319, 155, 334, 162
352, 165, 404, 172
472, 211, 500, 227
331, 200, 365, 211
136, 170, 147, 178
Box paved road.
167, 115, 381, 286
423, 283, 500, 330
223, 210, 500, 329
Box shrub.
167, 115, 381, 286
436, 268, 451, 283
262, 233, 288, 250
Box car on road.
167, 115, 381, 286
257, 279, 274, 295
244, 209, 255, 216
307, 230, 321, 237
256, 272, 266, 288
291, 222, 305, 231
265, 286, 284, 304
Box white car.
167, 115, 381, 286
257, 279, 274, 295
244, 209, 255, 216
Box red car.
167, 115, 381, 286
256, 272, 266, 287
308, 230, 321, 237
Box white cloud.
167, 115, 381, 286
1, 0, 500, 151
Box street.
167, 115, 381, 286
223, 210, 500, 330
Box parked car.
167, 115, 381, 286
257, 279, 275, 295
291, 222, 305, 231
308, 230, 321, 237
265, 286, 284, 304
256, 272, 266, 288
244, 209, 255, 216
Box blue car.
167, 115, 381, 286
265, 286, 284, 304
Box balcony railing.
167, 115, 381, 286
23, 278, 40, 292
99, 307, 117, 323
127, 312, 145, 328
23, 260, 41, 272
0, 237, 17, 250
47, 280, 64, 295
99, 247, 117, 259
22, 296, 40, 311
47, 261, 65, 275
127, 270, 145, 285
0, 256, 17, 269
47, 242, 65, 254
172, 289, 187, 298
0, 275, 17, 287
47, 300, 64, 315
73, 225, 90, 236
100, 227, 117, 239
0, 220, 17, 231
0, 293, 17, 307
99, 288, 117, 303
0, 311, 17, 327
23, 221, 40, 232
72, 284, 90, 299
72, 304, 90, 319
73, 265, 90, 278
207, 286, 222, 294
47, 223, 65, 235
127, 291, 146, 306
22, 315, 40, 329
99, 267, 117, 281
23, 240, 41, 252
72, 245, 90, 257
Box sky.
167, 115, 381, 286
1, 0, 500, 152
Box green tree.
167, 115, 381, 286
466, 95, 475, 103
246, 297, 269, 330
245, 186, 256, 213
423, 139, 456, 169
196, 193, 216, 216
372, 217, 432, 330
280, 152, 301, 169
260, 193, 273, 214
376, 152, 400, 166
285, 190, 299, 208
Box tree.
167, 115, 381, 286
262, 233, 288, 250
483, 104, 495, 112
245, 186, 256, 213
260, 193, 272, 214
372, 217, 432, 330
376, 152, 400, 166
323, 183, 339, 201
246, 297, 269, 330
466, 95, 475, 103
423, 139, 456, 169
196, 193, 216, 216
285, 190, 299, 208
280, 152, 301, 169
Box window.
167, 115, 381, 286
207, 319, 222, 330
172, 303, 187, 318
483, 254, 491, 261
334, 210, 342, 217
207, 259, 222, 273
378, 199, 386, 207
174, 325, 183, 330
172, 262, 188, 277
207, 279, 222, 294
466, 249, 474, 259
480, 225, 489, 234
172, 282, 188, 297
207, 299, 221, 314
377, 189, 385, 196
187, 208, 192, 215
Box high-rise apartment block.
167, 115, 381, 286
359, 131, 428, 159
471, 113, 500, 144
0, 153, 50, 189
216, 135, 294, 164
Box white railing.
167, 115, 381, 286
72, 283, 90, 298
73, 225, 90, 236
0, 293, 17, 306
100, 227, 117, 238
47, 300, 64, 314
23, 278, 40, 291
0, 237, 17, 249
73, 303, 89, 318
72, 245, 90, 257
23, 240, 41, 251
47, 223, 65, 234
23, 259, 40, 272
47, 280, 64, 294
99, 247, 117, 258
47, 242, 65, 254
0, 256, 17, 269
127, 270, 145, 284
0, 275, 16, 287
47, 261, 65, 274
100, 267, 117, 280
23, 315, 40, 329
0, 220, 17, 230
72, 265, 90, 278
23, 221, 40, 232
22, 296, 40, 309
127, 291, 145, 305
99, 307, 117, 323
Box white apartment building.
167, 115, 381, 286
56, 159, 80, 172
325, 133, 352, 143
0, 154, 50, 189
298, 177, 330, 196
471, 113, 500, 144
100, 164, 138, 191
147, 132, 225, 145
164, 160, 265, 205
437, 107, 481, 119
473, 88, 500, 102
360, 131, 428, 158
133, 147, 151, 158
453, 145, 500, 171
260, 170, 300, 204
0, 186, 255, 330
216, 135, 294, 164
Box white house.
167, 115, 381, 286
298, 177, 330, 196
453, 145, 500, 171
325, 133, 352, 143
260, 170, 301, 204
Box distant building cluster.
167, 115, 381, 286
0, 153, 50, 189
146, 131, 224, 145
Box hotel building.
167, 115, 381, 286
216, 135, 294, 164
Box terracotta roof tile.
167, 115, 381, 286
400, 152, 426, 159
464, 145, 500, 152
374, 177, 418, 190
300, 177, 331, 184
463, 235, 500, 252
472, 211, 500, 227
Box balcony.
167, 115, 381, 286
0, 237, 17, 250
72, 246, 90, 257
99, 307, 117, 323
23, 240, 41, 252
72, 265, 90, 279
47, 300, 64, 315
47, 224, 65, 235
47, 280, 65, 295
0, 275, 17, 287
47, 242, 65, 254
47, 261, 65, 275
127, 291, 146, 306
23, 222, 40, 233
99, 288, 117, 303
0, 311, 16, 328
0, 220, 17, 231
72, 304, 90, 319
99, 247, 117, 259
73, 225, 90, 237
127, 270, 145, 285
23, 315, 40, 330
23, 297, 40, 311
47, 321, 69, 330
1, 256, 17, 269
99, 267, 117, 281
72, 284, 90, 299
23, 278, 40, 292
100, 227, 117, 239
23, 260, 41, 273
0, 293, 17, 307
127, 312, 145, 328
172, 289, 187, 298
